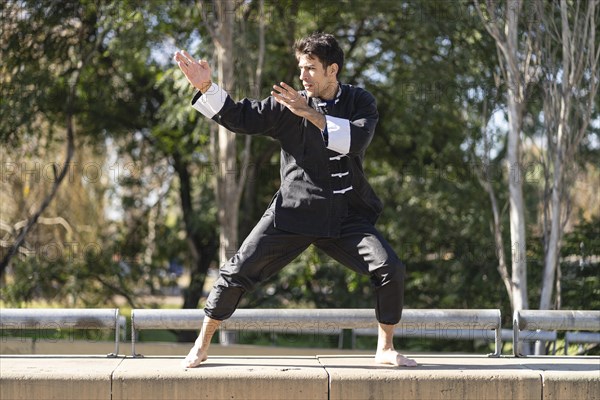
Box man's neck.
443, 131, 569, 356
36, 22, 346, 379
319, 81, 339, 100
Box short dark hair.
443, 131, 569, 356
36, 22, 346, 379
294, 33, 344, 77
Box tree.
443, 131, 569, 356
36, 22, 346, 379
535, 0, 599, 354
197, 0, 252, 267
0, 1, 175, 306
475, 0, 539, 322
538, 0, 599, 309
3, 1, 596, 357
147, 1, 269, 339
0, 1, 92, 273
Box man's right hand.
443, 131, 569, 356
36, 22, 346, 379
174, 50, 212, 93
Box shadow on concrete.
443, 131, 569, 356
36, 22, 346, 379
0, 355, 123, 359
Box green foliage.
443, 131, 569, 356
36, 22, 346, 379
3, 241, 131, 307
0, 0, 191, 307
1, 0, 598, 355
242, 246, 374, 310
559, 217, 600, 311
0, 1, 153, 143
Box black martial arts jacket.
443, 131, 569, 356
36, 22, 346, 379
191, 82, 383, 238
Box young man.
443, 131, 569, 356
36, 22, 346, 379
174, 33, 417, 368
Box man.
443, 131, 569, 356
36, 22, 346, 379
174, 33, 417, 368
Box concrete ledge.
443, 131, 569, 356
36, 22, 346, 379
112, 356, 328, 400
1, 354, 598, 400
518, 357, 600, 400
0, 356, 124, 400
320, 355, 542, 400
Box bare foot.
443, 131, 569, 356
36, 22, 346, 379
375, 349, 418, 367
181, 347, 208, 368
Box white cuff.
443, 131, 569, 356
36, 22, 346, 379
325, 116, 351, 154
191, 83, 227, 118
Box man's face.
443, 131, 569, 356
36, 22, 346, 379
297, 54, 338, 99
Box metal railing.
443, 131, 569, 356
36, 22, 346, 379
564, 332, 600, 355
4, 307, 597, 358
130, 308, 502, 357
513, 310, 600, 357
0, 308, 121, 357
354, 327, 557, 349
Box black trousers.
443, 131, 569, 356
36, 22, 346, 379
204, 208, 406, 325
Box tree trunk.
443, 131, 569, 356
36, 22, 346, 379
505, 98, 528, 314
540, 123, 565, 313
475, 0, 533, 353
173, 152, 218, 341
210, 0, 239, 266
202, 0, 265, 344
504, 0, 529, 315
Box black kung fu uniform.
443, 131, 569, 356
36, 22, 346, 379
191, 82, 406, 325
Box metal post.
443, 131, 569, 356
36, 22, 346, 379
513, 311, 521, 357
108, 309, 120, 357
131, 311, 142, 358
490, 328, 502, 357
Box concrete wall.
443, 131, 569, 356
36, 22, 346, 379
1, 354, 598, 400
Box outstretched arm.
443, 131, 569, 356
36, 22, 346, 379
174, 49, 283, 138
173, 50, 213, 93
174, 51, 324, 130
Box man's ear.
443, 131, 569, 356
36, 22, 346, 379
328, 63, 339, 77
